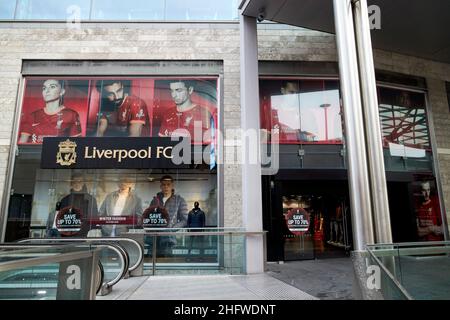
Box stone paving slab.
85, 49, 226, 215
98, 274, 317, 300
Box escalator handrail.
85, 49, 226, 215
2, 242, 129, 289
92, 242, 129, 287
96, 260, 105, 295
17, 237, 143, 272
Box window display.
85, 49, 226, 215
13, 167, 217, 239
6, 75, 219, 256
259, 78, 343, 144
19, 77, 218, 145
378, 87, 431, 150
281, 194, 352, 260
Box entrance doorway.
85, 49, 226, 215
263, 178, 353, 261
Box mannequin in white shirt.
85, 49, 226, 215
99, 176, 143, 236
112, 180, 133, 215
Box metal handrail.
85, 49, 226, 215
366, 247, 413, 300
0, 248, 98, 272
0, 245, 101, 299
368, 241, 450, 247
3, 242, 128, 289
0, 244, 82, 256
138, 230, 267, 236
138, 227, 245, 231
17, 237, 142, 272
365, 246, 450, 258
0, 244, 105, 294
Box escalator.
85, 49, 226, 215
0, 237, 144, 299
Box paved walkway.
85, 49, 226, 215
266, 258, 354, 300
98, 274, 317, 300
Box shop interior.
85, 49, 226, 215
263, 178, 353, 261
282, 193, 352, 260
4, 147, 218, 242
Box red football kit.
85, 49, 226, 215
416, 197, 444, 241
20, 107, 82, 144
100, 95, 150, 137
261, 102, 304, 142
158, 105, 213, 143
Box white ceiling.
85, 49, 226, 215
240, 0, 450, 64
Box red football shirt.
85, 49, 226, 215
20, 107, 82, 144
416, 197, 444, 241
158, 105, 213, 143
100, 95, 150, 137
260, 102, 302, 143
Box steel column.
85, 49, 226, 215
353, 0, 392, 243
333, 0, 375, 250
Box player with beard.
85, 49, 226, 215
19, 79, 82, 144
416, 181, 444, 241
96, 80, 150, 137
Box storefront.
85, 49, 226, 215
259, 71, 447, 261
2, 61, 223, 267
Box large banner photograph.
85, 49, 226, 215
412, 179, 444, 241
19, 77, 218, 145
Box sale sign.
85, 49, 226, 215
285, 208, 310, 235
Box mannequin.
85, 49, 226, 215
187, 202, 206, 259
188, 202, 206, 229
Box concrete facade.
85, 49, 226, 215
0, 22, 449, 239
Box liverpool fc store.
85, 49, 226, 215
0, 1, 450, 280
2, 61, 223, 272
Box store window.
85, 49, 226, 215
378, 86, 431, 151
5, 76, 218, 245
259, 78, 343, 144
377, 86, 445, 242
259, 78, 446, 243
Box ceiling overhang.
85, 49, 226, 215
240, 0, 450, 64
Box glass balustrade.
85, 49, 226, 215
0, 244, 101, 300
135, 228, 253, 275
367, 241, 450, 300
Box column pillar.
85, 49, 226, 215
239, 12, 264, 273
353, 0, 392, 243
333, 0, 375, 251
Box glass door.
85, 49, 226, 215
282, 195, 314, 260
281, 192, 352, 260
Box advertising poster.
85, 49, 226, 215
412, 179, 444, 241
18, 77, 218, 145
18, 79, 90, 144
